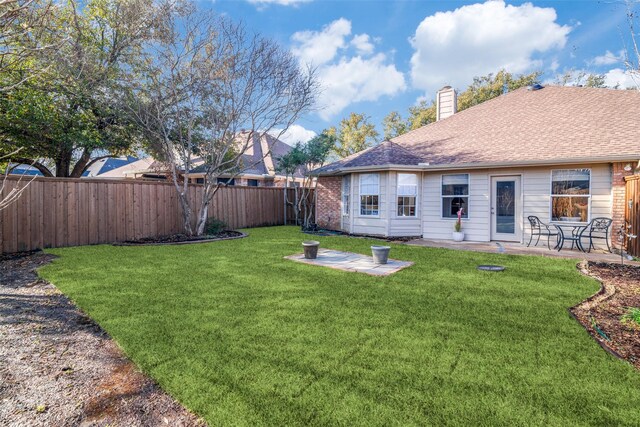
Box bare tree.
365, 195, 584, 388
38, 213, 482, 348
623, 0, 640, 89
0, 148, 36, 210
126, 5, 317, 236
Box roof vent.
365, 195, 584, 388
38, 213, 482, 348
527, 84, 544, 91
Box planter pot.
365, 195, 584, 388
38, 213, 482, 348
371, 245, 391, 264
452, 231, 465, 242
302, 240, 320, 259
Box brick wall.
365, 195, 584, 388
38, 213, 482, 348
612, 162, 635, 248
316, 176, 342, 231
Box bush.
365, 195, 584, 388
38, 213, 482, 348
205, 218, 227, 235
621, 307, 640, 326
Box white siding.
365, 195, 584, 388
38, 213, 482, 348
351, 172, 389, 236
340, 164, 613, 246
388, 171, 422, 237
422, 164, 612, 245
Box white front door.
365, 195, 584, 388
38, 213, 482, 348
490, 176, 522, 242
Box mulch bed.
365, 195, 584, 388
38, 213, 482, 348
117, 230, 245, 246
0, 251, 206, 426
571, 261, 640, 369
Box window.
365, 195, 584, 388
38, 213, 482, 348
442, 174, 469, 218
247, 179, 259, 187
551, 169, 590, 222
194, 178, 205, 184
360, 173, 379, 216
397, 173, 417, 217
342, 175, 351, 215
217, 177, 235, 186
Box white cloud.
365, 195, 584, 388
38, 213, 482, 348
291, 19, 406, 121
351, 34, 374, 56
317, 54, 405, 120
291, 18, 351, 66
247, 0, 311, 6
409, 0, 571, 93
270, 125, 317, 146
591, 50, 624, 66
604, 68, 639, 89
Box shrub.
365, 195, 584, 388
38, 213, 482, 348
205, 218, 227, 235
621, 307, 640, 326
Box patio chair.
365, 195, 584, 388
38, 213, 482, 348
527, 216, 559, 249
578, 217, 613, 253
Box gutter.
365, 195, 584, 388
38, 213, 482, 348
316, 155, 640, 176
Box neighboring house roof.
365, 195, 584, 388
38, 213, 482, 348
83, 156, 139, 177
99, 157, 159, 178
102, 132, 301, 179
8, 164, 42, 176
316, 86, 640, 175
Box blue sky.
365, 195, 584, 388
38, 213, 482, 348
206, 0, 637, 143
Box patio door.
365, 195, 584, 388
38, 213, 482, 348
491, 176, 522, 242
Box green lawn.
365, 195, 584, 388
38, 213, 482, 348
40, 226, 640, 426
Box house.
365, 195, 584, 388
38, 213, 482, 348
100, 132, 301, 187
8, 156, 139, 177
314, 85, 640, 248
82, 156, 139, 177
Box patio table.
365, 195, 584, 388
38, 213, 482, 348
554, 223, 587, 252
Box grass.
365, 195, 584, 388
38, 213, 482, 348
39, 226, 640, 426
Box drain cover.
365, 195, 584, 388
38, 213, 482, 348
477, 265, 505, 272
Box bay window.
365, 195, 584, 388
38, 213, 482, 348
360, 173, 379, 216
397, 173, 418, 217
442, 174, 469, 218
551, 169, 590, 222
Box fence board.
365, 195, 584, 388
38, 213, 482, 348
1, 177, 312, 253
626, 175, 640, 257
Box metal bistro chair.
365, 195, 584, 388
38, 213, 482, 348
578, 217, 613, 253
527, 216, 559, 249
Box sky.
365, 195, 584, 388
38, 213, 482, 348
205, 0, 638, 144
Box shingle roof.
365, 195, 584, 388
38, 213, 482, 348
317, 86, 640, 175
315, 141, 424, 174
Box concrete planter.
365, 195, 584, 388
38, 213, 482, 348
371, 245, 391, 264
302, 240, 320, 259
452, 231, 465, 242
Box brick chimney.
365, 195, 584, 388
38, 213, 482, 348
436, 86, 457, 121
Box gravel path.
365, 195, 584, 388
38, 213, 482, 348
0, 252, 205, 426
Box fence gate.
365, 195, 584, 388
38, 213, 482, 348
625, 175, 640, 257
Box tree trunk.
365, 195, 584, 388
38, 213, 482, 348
54, 149, 73, 177
70, 149, 92, 178
195, 201, 209, 236
178, 191, 194, 236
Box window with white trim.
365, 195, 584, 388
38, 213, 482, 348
551, 169, 590, 222
442, 174, 469, 218
360, 173, 379, 216
397, 173, 417, 217
342, 175, 351, 216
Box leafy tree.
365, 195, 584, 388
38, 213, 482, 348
331, 112, 379, 158
0, 0, 164, 177
382, 111, 408, 139
408, 100, 436, 131
126, 5, 317, 236
277, 132, 336, 229
407, 70, 541, 130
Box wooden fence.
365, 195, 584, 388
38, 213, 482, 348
0, 177, 309, 253
625, 175, 640, 257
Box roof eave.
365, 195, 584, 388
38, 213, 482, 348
316, 155, 640, 176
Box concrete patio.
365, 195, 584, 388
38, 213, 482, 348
405, 238, 639, 265
285, 249, 413, 276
